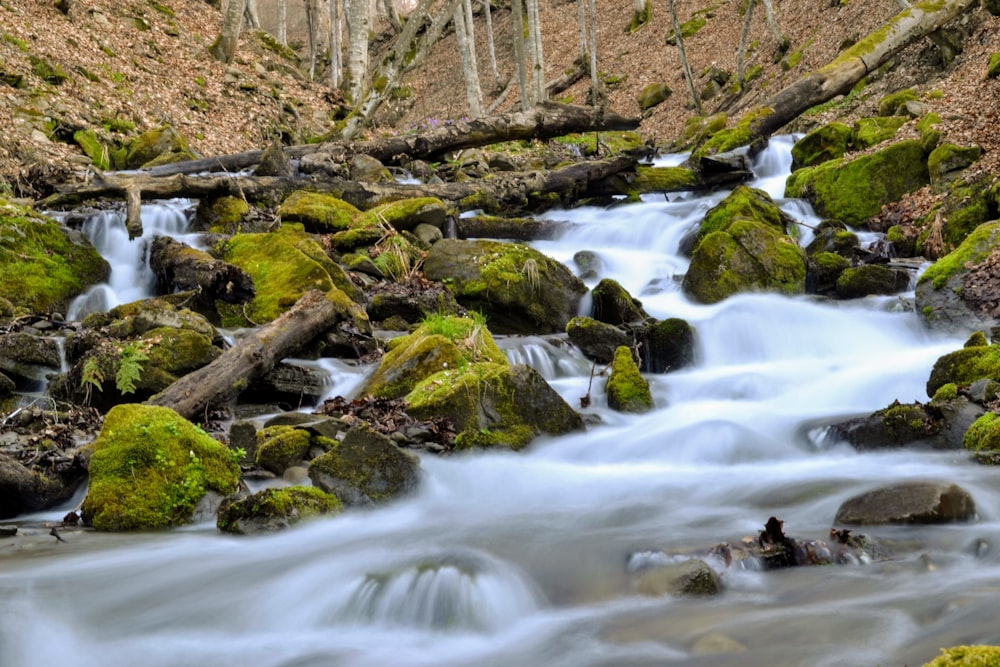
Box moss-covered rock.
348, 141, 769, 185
807, 251, 850, 295
565, 316, 630, 364
926, 344, 1000, 397
0, 202, 109, 314
924, 645, 1000, 666
591, 279, 649, 325
423, 239, 587, 334
851, 116, 905, 150
927, 143, 982, 189
962, 411, 1000, 453
632, 166, 699, 194
217, 486, 340, 535
638, 82, 672, 111
606, 346, 653, 413
361, 314, 506, 399
123, 125, 197, 169
72, 129, 113, 170
692, 107, 774, 159
683, 220, 807, 304
835, 264, 910, 299
82, 404, 241, 531
784, 140, 930, 227
355, 197, 449, 232
671, 112, 728, 152
641, 317, 696, 373
695, 185, 794, 246
255, 425, 314, 474
215, 226, 367, 328
407, 362, 583, 451
805, 222, 860, 257
195, 195, 251, 234
790, 122, 852, 170
277, 191, 361, 233
989, 53, 1000, 79
877, 88, 919, 116
308, 425, 421, 506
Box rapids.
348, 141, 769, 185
3, 137, 999, 666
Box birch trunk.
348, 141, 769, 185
305, 0, 318, 80
576, 0, 588, 61
210, 0, 246, 63
736, 0, 755, 85
330, 0, 342, 89
526, 0, 545, 102
483, 0, 501, 87
667, 0, 703, 115
511, 0, 531, 109
759, 0, 789, 49
277, 0, 287, 44
244, 0, 260, 29
454, 1, 483, 116
346, 0, 371, 103
383, 0, 403, 32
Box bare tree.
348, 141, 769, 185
244, 0, 260, 29
511, 0, 531, 109
210, 0, 247, 63
736, 0, 755, 86
759, 0, 789, 50
277, 0, 287, 44
330, 0, 343, 89
576, 0, 588, 61
666, 0, 702, 114
305, 0, 319, 80
526, 0, 545, 102
454, 0, 483, 116
383, 0, 403, 32
589, 0, 598, 103
482, 0, 501, 87
346, 0, 371, 103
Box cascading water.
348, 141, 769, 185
4, 140, 1000, 667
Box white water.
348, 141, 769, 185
4, 140, 1000, 666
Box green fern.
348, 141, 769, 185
80, 357, 105, 405
115, 343, 148, 395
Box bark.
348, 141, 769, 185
736, 0, 755, 85
749, 0, 976, 141
759, 0, 788, 50
588, 0, 598, 103
146, 290, 341, 421
330, 0, 343, 88
456, 215, 562, 241
454, 0, 483, 116
277, 0, 287, 44
482, 0, 501, 88
244, 0, 260, 29
546, 57, 587, 97
576, 0, 588, 60
526, 0, 545, 103
210, 0, 246, 63
306, 0, 319, 80
149, 237, 256, 304
511, 0, 531, 110
383, 0, 403, 32
667, 0, 702, 115
346, 0, 371, 102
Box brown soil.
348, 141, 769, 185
0, 0, 998, 199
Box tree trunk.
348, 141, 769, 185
667, 0, 703, 115
305, 0, 319, 80
526, 0, 545, 103
330, 0, 342, 89
383, 0, 403, 32
149, 237, 256, 304
277, 0, 287, 44
454, 1, 484, 117
588, 0, 599, 103
146, 290, 342, 421
576, 0, 588, 61
244, 0, 260, 29
759, 0, 789, 50
346, 0, 371, 102
511, 0, 532, 110
210, 0, 246, 63
482, 0, 501, 87
736, 0, 755, 85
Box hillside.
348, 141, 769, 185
0, 0, 998, 198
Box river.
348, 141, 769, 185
2, 137, 999, 666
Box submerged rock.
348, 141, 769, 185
834, 481, 976, 525
216, 486, 341, 535
635, 559, 721, 597
308, 425, 421, 506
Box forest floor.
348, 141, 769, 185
0, 0, 998, 198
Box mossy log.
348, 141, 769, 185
136, 103, 639, 178
145, 290, 340, 420
722, 0, 976, 151
149, 237, 255, 304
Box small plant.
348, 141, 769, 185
80, 357, 105, 406
115, 342, 149, 395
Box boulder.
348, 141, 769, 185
365, 281, 463, 326
640, 317, 696, 373
423, 239, 587, 334
790, 122, 852, 170
0, 451, 85, 519
805, 222, 860, 257
277, 191, 360, 233
194, 195, 251, 233
82, 404, 241, 531
123, 125, 197, 169
694, 185, 795, 246
851, 116, 905, 150
308, 425, 421, 506
784, 140, 929, 227
927, 143, 982, 189
635, 559, 722, 597
254, 426, 315, 475
407, 362, 584, 450
606, 346, 653, 413
0, 332, 62, 382
828, 398, 982, 451
925, 646, 1000, 666
807, 252, 850, 295
638, 83, 672, 111
590, 279, 649, 325
565, 316, 629, 364
216, 486, 341, 535
876, 88, 919, 117
834, 265, 911, 299
355, 197, 449, 232
834, 481, 976, 525
926, 340, 1000, 397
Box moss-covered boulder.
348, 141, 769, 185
833, 481, 976, 525
924, 645, 1000, 666
926, 343, 1000, 397
695, 185, 795, 246
927, 143, 982, 189
361, 314, 506, 399
926, 175, 998, 254
123, 125, 198, 169
217, 486, 341, 535
877, 88, 919, 116
606, 346, 653, 413
215, 226, 367, 328
308, 425, 421, 506
692, 107, 773, 159
82, 404, 241, 531
670, 113, 728, 152
355, 197, 449, 232
407, 362, 584, 450
805, 222, 860, 257
590, 279, 649, 325
194, 195, 251, 234
828, 399, 971, 451
640, 317, 696, 373
962, 412, 1000, 454
835, 264, 910, 299
0, 202, 109, 314
423, 239, 587, 334
638, 83, 672, 111
277, 191, 361, 233
915, 222, 1000, 333
254, 425, 314, 474
790, 122, 852, 170
784, 140, 930, 227
989, 52, 1000, 78
851, 116, 906, 150
73, 129, 113, 170
631, 166, 700, 194
807, 251, 850, 295
0, 450, 87, 519
565, 316, 630, 364
683, 220, 806, 304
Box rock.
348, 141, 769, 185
82, 404, 241, 531
877, 88, 919, 117
572, 250, 602, 279
123, 125, 198, 169
989, 52, 1000, 78
350, 154, 392, 182
356, 197, 449, 232
0, 332, 62, 380
277, 191, 360, 233
926, 340, 1000, 397
308, 425, 421, 506
961, 412, 1000, 454
828, 398, 982, 451
0, 452, 83, 519
565, 316, 629, 364
834, 264, 911, 299
590, 278, 649, 325
254, 426, 315, 475
924, 645, 1000, 666
407, 362, 584, 450
790, 122, 852, 170
805, 221, 860, 257
785, 140, 930, 227
216, 486, 341, 534
638, 82, 672, 111
251, 362, 328, 404
194, 195, 251, 233
834, 481, 976, 525
365, 280, 463, 326
851, 116, 906, 150
691, 632, 748, 655
807, 251, 850, 295
253, 140, 292, 178
640, 317, 696, 373
423, 239, 587, 334
606, 346, 653, 413
927, 143, 982, 189
635, 559, 722, 597
413, 222, 443, 245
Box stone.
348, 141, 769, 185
606, 346, 653, 413
308, 425, 421, 506
216, 486, 341, 535
635, 559, 722, 597
565, 316, 629, 364
834, 481, 976, 525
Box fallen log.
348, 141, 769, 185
142, 103, 640, 178
145, 290, 340, 421
149, 237, 255, 304
704, 0, 977, 154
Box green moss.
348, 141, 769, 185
851, 116, 905, 149
696, 185, 789, 245
877, 402, 939, 441
672, 112, 727, 151
554, 131, 645, 156
926, 344, 1000, 397
835, 264, 904, 298
308, 426, 419, 503
692, 107, 774, 159
665, 14, 706, 44
124, 125, 196, 169
919, 222, 1000, 289
876, 88, 919, 116
632, 166, 698, 193
966, 331, 990, 348
255, 425, 313, 474
255, 30, 300, 63
277, 191, 360, 232
139, 326, 219, 382
924, 645, 1000, 666
82, 404, 240, 531
606, 346, 653, 413
200, 195, 250, 233
356, 197, 448, 231
989, 53, 1000, 79
928, 143, 983, 188
72, 129, 112, 170
217, 486, 341, 534
0, 203, 109, 313
790, 122, 852, 169
1, 33, 29, 52
963, 413, 1000, 452
628, 0, 652, 32
638, 82, 671, 110
29, 55, 70, 85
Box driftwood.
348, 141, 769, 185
730, 0, 977, 148
149, 237, 255, 304
145, 290, 340, 421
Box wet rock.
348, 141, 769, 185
834, 264, 911, 299
791, 122, 852, 170
365, 277, 464, 327
277, 191, 360, 233
590, 278, 649, 325
639, 317, 695, 373
565, 316, 629, 364
606, 346, 653, 413
634, 559, 721, 597
925, 645, 1000, 666
216, 486, 341, 535
308, 425, 421, 506
834, 481, 976, 525
828, 398, 983, 451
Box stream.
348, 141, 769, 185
2, 137, 999, 666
